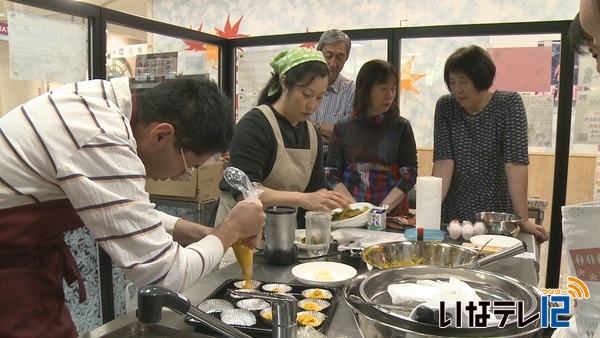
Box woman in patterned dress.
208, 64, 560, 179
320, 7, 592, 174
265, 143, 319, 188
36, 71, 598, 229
432, 45, 547, 242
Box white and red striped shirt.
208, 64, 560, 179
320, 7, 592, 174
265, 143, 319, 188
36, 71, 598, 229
0, 77, 223, 291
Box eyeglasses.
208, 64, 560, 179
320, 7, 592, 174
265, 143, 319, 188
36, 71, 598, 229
178, 148, 195, 181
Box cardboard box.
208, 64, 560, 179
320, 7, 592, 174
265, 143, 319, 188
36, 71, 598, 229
145, 161, 225, 202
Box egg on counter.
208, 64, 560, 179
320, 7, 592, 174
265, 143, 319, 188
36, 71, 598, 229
473, 221, 486, 236
448, 220, 462, 240
461, 221, 474, 240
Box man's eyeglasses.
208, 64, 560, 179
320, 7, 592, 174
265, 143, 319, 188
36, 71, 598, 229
179, 148, 195, 181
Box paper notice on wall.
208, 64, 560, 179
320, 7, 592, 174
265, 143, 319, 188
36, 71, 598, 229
7, 10, 87, 83
520, 94, 554, 147
488, 46, 552, 92
177, 50, 206, 75
578, 54, 600, 88
574, 91, 600, 144
237, 48, 286, 94
237, 93, 259, 120
596, 147, 600, 202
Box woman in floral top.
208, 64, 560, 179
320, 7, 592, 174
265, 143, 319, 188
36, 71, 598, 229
325, 59, 418, 216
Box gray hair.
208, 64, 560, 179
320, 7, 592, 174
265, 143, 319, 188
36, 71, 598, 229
317, 29, 351, 56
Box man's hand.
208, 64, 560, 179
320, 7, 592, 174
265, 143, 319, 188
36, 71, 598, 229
213, 199, 266, 249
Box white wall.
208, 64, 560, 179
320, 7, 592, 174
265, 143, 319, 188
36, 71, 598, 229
152, 0, 579, 37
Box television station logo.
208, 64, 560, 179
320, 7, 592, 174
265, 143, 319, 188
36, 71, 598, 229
435, 276, 590, 329
540, 276, 590, 328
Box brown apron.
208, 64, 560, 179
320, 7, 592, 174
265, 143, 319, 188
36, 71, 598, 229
0, 199, 86, 338
215, 105, 318, 224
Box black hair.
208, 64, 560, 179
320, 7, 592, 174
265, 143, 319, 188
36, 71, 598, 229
570, 13, 594, 55
136, 77, 233, 155
353, 59, 400, 117
444, 45, 496, 92
256, 61, 329, 105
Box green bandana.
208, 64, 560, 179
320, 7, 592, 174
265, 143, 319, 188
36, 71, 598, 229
268, 47, 327, 96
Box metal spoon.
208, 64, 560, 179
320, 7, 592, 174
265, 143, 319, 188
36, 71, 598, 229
477, 238, 494, 255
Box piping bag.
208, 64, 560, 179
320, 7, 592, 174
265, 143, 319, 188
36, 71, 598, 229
223, 167, 264, 288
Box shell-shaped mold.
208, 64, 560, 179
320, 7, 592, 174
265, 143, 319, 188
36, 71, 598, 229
233, 279, 261, 290
196, 299, 234, 314
220, 309, 257, 327
261, 283, 292, 294
296, 310, 326, 327
235, 298, 269, 311
260, 307, 273, 326
297, 298, 330, 312
301, 288, 333, 299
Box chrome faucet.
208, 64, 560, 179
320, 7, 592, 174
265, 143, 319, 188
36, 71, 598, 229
137, 285, 251, 338
230, 289, 298, 338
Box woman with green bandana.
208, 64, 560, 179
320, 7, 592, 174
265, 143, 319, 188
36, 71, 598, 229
215, 47, 350, 230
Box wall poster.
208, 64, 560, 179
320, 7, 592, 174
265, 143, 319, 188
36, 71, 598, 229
574, 91, 600, 144
7, 10, 87, 83
488, 46, 552, 93
520, 94, 554, 147
236, 47, 286, 119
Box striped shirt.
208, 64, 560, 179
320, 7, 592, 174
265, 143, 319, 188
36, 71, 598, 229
0, 78, 223, 291
310, 74, 355, 153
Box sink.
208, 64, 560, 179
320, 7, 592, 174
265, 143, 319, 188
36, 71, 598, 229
99, 322, 214, 338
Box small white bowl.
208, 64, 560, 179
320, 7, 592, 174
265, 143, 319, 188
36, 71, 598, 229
330, 202, 375, 229
292, 261, 357, 287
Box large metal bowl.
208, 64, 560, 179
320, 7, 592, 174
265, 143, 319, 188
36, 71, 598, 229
344, 266, 542, 337
361, 241, 479, 270
475, 212, 521, 235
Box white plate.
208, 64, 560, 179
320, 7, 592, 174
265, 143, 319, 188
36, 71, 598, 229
291, 261, 357, 287
470, 234, 522, 248
330, 202, 375, 229
294, 229, 335, 250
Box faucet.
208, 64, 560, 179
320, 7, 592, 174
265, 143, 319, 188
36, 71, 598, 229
137, 285, 251, 338
230, 289, 298, 338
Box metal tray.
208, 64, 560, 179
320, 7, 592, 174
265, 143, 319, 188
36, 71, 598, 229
184, 279, 338, 337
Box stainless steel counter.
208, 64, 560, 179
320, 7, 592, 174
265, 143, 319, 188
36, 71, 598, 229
80, 231, 540, 338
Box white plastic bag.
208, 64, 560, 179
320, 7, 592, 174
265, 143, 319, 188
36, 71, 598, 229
562, 201, 600, 337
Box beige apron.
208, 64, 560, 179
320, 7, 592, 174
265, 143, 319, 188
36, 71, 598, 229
215, 104, 318, 225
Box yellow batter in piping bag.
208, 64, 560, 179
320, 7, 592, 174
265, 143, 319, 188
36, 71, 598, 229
223, 167, 264, 289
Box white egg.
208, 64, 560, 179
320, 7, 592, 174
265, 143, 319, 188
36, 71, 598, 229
473, 221, 487, 236
448, 220, 462, 240
461, 221, 474, 240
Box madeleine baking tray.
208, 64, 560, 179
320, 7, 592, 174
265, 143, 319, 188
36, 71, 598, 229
184, 278, 338, 337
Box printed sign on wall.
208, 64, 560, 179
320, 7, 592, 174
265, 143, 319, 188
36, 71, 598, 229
574, 91, 600, 144
8, 10, 87, 83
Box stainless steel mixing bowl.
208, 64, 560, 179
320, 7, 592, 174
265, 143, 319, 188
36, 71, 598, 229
475, 211, 521, 235
344, 266, 542, 337
361, 241, 479, 270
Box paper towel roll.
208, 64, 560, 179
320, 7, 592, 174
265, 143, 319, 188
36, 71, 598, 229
416, 176, 442, 230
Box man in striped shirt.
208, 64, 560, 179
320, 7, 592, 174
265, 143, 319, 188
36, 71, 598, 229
0, 77, 265, 337
310, 29, 356, 160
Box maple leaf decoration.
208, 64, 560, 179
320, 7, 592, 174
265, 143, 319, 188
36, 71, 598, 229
183, 23, 207, 51
400, 55, 426, 93
299, 28, 317, 49
216, 15, 249, 39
